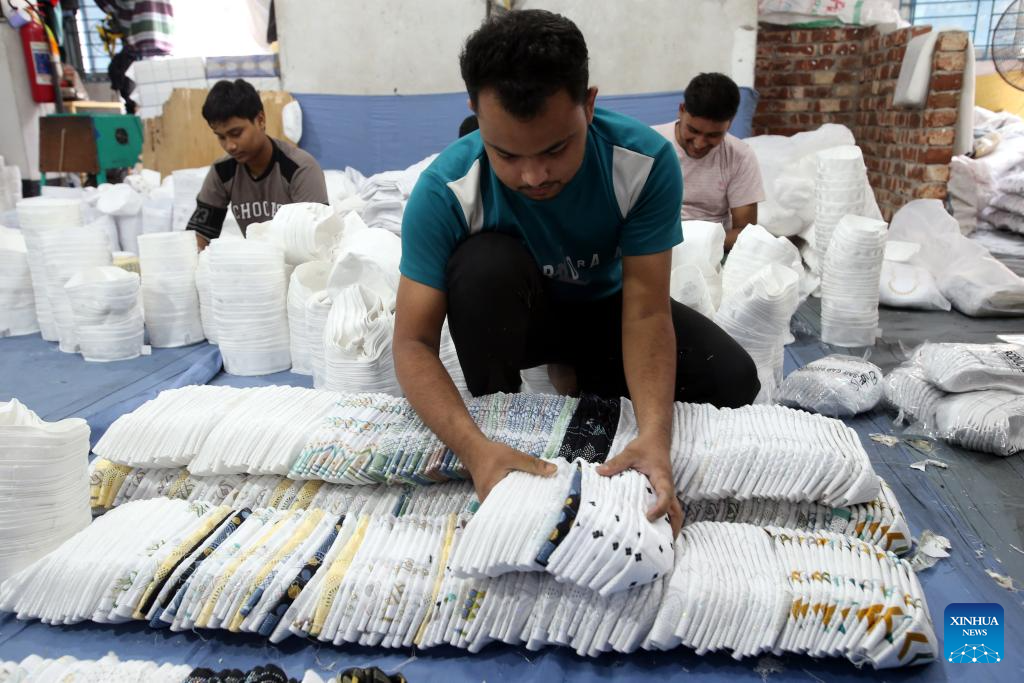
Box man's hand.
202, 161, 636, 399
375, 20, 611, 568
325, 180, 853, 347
724, 227, 742, 251
597, 435, 682, 537
463, 439, 557, 503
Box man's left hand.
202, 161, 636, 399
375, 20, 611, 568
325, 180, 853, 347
597, 435, 682, 537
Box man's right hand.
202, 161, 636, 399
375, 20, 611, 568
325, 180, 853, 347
462, 439, 557, 503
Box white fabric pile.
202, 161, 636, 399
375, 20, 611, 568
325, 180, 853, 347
777, 355, 884, 417
452, 460, 674, 597
356, 154, 437, 235
647, 522, 935, 668
96, 182, 144, 254
0, 654, 192, 683
16, 197, 83, 342
39, 224, 114, 353
94, 385, 342, 474
208, 238, 291, 375
744, 125, 883, 239
960, 107, 1024, 234
0, 399, 91, 583
0, 155, 23, 215
616, 399, 879, 507
250, 202, 345, 264
670, 220, 724, 312
64, 266, 145, 362
888, 199, 1024, 316
137, 232, 204, 348
820, 215, 887, 347
721, 224, 801, 303
287, 261, 332, 375
0, 496, 935, 667
0, 226, 38, 337
715, 263, 800, 401
885, 342, 1024, 455
171, 167, 210, 232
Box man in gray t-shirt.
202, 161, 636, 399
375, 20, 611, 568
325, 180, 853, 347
187, 79, 328, 248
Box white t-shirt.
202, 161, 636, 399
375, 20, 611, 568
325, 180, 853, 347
652, 121, 765, 230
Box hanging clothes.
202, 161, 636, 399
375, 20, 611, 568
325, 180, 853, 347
96, 0, 174, 57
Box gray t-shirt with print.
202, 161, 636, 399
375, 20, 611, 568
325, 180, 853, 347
186, 137, 328, 239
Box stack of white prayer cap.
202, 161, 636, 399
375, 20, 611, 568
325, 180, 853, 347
194, 249, 217, 343
820, 215, 887, 347
287, 261, 331, 375
209, 238, 292, 375
255, 202, 345, 264
814, 145, 867, 268
39, 224, 113, 353
0, 226, 39, 336
0, 399, 91, 583
137, 232, 204, 347
320, 284, 401, 395
715, 263, 800, 401
721, 224, 801, 304
64, 266, 145, 362
16, 197, 82, 341
440, 321, 470, 397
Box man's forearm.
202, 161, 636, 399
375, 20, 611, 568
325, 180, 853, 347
394, 339, 487, 464
622, 312, 675, 448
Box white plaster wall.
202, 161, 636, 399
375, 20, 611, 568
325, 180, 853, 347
277, 0, 485, 95
277, 0, 756, 95
0, 25, 46, 180
520, 0, 757, 94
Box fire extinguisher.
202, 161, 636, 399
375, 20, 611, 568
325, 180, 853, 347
20, 18, 56, 103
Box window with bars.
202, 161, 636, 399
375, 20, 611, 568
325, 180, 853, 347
900, 0, 1016, 59
76, 0, 111, 78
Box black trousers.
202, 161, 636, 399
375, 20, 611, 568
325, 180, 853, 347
445, 233, 760, 407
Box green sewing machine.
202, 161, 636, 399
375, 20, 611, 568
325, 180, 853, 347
39, 112, 143, 185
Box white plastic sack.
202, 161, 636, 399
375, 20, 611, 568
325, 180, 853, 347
777, 355, 884, 417
282, 100, 303, 143
917, 342, 1024, 393
878, 261, 951, 311
889, 199, 1024, 316
935, 390, 1024, 456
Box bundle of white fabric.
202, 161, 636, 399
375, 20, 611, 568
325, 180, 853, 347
0, 399, 91, 583
137, 232, 204, 348
0, 654, 192, 683
320, 284, 400, 395
64, 266, 145, 362
0, 225, 38, 336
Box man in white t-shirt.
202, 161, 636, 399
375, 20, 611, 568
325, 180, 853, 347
653, 73, 765, 250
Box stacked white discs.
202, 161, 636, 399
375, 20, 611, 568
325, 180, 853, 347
306, 290, 333, 386
137, 232, 204, 347
287, 261, 331, 375
820, 215, 887, 347
0, 399, 91, 583
715, 264, 800, 401
171, 167, 208, 231
209, 238, 291, 375
16, 197, 82, 341
814, 145, 867, 267
0, 225, 39, 336
39, 224, 113, 352
320, 284, 400, 394
64, 266, 145, 362
194, 249, 217, 343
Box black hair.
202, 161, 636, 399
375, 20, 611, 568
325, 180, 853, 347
201, 79, 264, 124
458, 114, 479, 138
459, 10, 589, 120
683, 73, 741, 122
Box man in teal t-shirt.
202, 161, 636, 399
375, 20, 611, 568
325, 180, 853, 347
394, 10, 759, 536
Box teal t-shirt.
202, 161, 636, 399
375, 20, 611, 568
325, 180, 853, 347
400, 108, 683, 301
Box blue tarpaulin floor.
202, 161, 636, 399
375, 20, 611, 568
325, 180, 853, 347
2, 302, 1024, 681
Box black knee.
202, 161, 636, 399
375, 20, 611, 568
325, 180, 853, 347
716, 347, 761, 408
445, 232, 542, 305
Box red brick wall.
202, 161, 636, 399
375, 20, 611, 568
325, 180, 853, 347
754, 25, 969, 220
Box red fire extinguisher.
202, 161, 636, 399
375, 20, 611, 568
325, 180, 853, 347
20, 19, 56, 103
